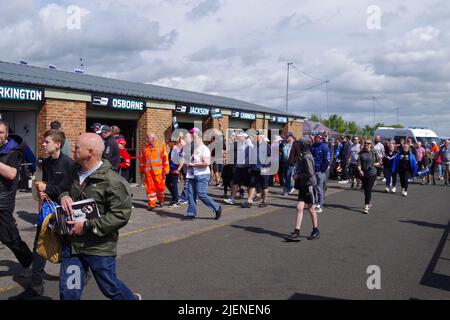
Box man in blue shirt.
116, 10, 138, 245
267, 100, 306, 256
311, 133, 331, 213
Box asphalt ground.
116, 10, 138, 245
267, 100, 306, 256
1, 180, 449, 300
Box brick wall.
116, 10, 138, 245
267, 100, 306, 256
283, 121, 303, 139
37, 99, 86, 158
203, 115, 229, 134
138, 108, 173, 149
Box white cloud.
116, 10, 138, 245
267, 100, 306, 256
1, 0, 450, 136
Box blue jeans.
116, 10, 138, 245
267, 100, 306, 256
186, 174, 220, 217
179, 178, 189, 201
384, 167, 397, 187
314, 171, 326, 207
59, 245, 137, 300
283, 165, 294, 193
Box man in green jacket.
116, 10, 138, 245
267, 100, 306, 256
59, 133, 139, 300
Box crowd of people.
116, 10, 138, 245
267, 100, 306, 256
1, 116, 449, 300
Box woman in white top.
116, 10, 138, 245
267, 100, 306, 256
185, 128, 222, 220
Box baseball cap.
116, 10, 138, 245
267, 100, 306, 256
432, 141, 437, 144
100, 125, 112, 132
189, 127, 200, 134
314, 132, 323, 139
117, 138, 126, 146
91, 122, 102, 129
286, 132, 294, 138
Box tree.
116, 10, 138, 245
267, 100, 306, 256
309, 114, 320, 122
324, 114, 346, 133
346, 121, 359, 135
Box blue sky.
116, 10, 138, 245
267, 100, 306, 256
1, 0, 450, 135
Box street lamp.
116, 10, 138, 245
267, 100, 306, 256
285, 62, 293, 112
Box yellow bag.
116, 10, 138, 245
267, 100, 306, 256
36, 213, 62, 264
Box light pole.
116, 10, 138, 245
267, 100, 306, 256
372, 96, 376, 126
285, 62, 293, 112
326, 80, 330, 119
396, 107, 399, 125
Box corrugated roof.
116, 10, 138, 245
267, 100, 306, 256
0, 61, 303, 118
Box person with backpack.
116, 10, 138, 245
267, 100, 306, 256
285, 137, 320, 242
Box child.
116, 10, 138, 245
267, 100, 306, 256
117, 138, 131, 181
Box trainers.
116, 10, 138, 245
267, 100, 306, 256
391, 187, 396, 193
289, 188, 295, 194
224, 198, 235, 205
134, 293, 142, 300
169, 202, 179, 208
385, 187, 390, 193
178, 199, 188, 205
338, 180, 348, 184
258, 202, 268, 208
307, 229, 320, 240
315, 206, 323, 213
402, 190, 407, 196
241, 201, 252, 208
214, 206, 222, 220
285, 232, 301, 242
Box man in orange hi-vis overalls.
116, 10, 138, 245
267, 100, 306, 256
139, 133, 170, 210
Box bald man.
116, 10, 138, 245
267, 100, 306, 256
139, 132, 169, 210
59, 133, 139, 300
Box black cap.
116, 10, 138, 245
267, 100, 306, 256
91, 122, 102, 129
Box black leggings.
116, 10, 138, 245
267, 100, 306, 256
361, 175, 377, 205
399, 171, 411, 191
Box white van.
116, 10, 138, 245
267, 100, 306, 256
373, 127, 439, 148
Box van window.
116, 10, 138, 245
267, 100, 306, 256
394, 136, 406, 144
416, 137, 437, 149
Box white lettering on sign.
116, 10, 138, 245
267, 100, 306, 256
240, 113, 256, 120
112, 98, 144, 111
189, 106, 209, 116
0, 86, 43, 101
277, 117, 288, 123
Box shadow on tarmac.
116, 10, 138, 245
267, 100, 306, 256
231, 224, 311, 241
417, 219, 450, 292
16, 211, 38, 225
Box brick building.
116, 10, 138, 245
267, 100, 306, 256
0, 61, 304, 182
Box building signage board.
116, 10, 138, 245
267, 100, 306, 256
91, 95, 146, 111
231, 111, 256, 120
269, 115, 288, 123
176, 104, 211, 117
0, 85, 44, 102
210, 108, 223, 119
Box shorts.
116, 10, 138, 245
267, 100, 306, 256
297, 185, 315, 204
248, 170, 269, 189
213, 163, 223, 173
233, 167, 250, 187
